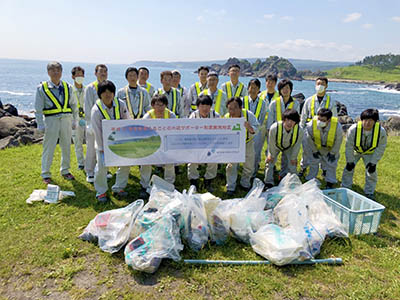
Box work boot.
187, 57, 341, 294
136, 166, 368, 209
263, 183, 274, 191
113, 190, 128, 199
226, 190, 235, 197
96, 193, 109, 203
365, 193, 375, 200
326, 182, 335, 189
189, 179, 199, 189
204, 179, 214, 193
62, 173, 75, 181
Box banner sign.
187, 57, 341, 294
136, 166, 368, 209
102, 118, 246, 166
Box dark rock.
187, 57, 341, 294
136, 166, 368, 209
338, 115, 354, 125
0, 136, 19, 150
3, 104, 18, 116
341, 124, 353, 132
18, 134, 34, 144
336, 101, 348, 116
292, 93, 305, 101
0, 99, 3, 109
0, 116, 28, 138
385, 116, 400, 131
384, 83, 400, 91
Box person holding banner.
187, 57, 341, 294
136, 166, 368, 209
264, 109, 304, 189
303, 108, 343, 188
187, 95, 220, 192
156, 70, 183, 118
117, 67, 151, 119
140, 94, 177, 198
243, 79, 268, 177
224, 97, 259, 196
84, 64, 108, 183
341, 109, 387, 200
91, 80, 131, 203
199, 72, 227, 115
221, 64, 248, 99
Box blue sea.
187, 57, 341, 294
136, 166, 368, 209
1, 58, 399, 119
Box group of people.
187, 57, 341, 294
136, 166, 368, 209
34, 62, 387, 202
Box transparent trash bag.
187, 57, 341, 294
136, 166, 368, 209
124, 214, 183, 273
181, 186, 209, 251
79, 200, 144, 253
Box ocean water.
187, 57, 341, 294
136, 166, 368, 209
1, 58, 399, 119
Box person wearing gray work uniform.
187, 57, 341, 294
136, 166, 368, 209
117, 67, 151, 119
300, 76, 338, 177
220, 64, 248, 100
91, 80, 131, 203
341, 109, 387, 200
199, 71, 227, 116
84, 64, 108, 183
303, 108, 343, 187
138, 67, 156, 98
171, 70, 189, 117
224, 97, 259, 196
264, 109, 304, 189
35, 61, 78, 184
187, 66, 209, 115
187, 95, 220, 192
156, 70, 183, 118
243, 79, 268, 177
70, 66, 86, 170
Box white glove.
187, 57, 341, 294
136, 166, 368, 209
86, 124, 94, 135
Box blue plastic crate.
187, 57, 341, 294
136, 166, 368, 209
321, 188, 385, 235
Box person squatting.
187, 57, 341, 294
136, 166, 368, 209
35, 62, 387, 202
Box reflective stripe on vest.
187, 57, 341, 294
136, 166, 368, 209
146, 82, 152, 94
191, 82, 203, 110
244, 96, 263, 121
149, 108, 171, 119
307, 94, 331, 122
158, 88, 177, 115
224, 109, 251, 143
73, 87, 85, 118
93, 81, 99, 92
276, 121, 299, 151
276, 99, 294, 122
312, 116, 338, 149
355, 121, 380, 154
226, 81, 244, 99
96, 98, 120, 120
125, 86, 143, 119
260, 90, 280, 102
204, 89, 223, 114
42, 81, 71, 115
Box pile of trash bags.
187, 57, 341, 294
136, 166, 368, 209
79, 174, 347, 273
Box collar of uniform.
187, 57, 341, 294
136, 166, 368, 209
47, 80, 63, 88
99, 99, 117, 110
200, 82, 207, 89
249, 95, 259, 102
230, 81, 240, 89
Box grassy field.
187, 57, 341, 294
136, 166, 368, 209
109, 135, 161, 159
0, 138, 400, 299
326, 65, 400, 83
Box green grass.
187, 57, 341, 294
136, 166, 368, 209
326, 65, 400, 83
0, 138, 400, 299
109, 135, 161, 159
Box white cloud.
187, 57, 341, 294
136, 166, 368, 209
362, 23, 373, 29
343, 12, 362, 23
253, 39, 353, 52
391, 16, 400, 22
204, 9, 226, 18
280, 16, 293, 21
196, 15, 204, 22
263, 14, 275, 19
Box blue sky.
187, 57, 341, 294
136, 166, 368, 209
1, 0, 399, 63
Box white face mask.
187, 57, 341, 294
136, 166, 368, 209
315, 85, 325, 94
74, 76, 84, 85
317, 120, 327, 128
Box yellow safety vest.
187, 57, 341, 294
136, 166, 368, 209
42, 81, 71, 115
203, 89, 223, 114
276, 121, 299, 151
312, 116, 338, 149
225, 81, 244, 99
191, 82, 205, 111
224, 109, 251, 143
96, 98, 120, 120
145, 82, 152, 94
307, 94, 331, 122
244, 96, 264, 121
125, 86, 144, 119
73, 87, 85, 118
158, 88, 177, 115
260, 90, 280, 103
355, 121, 380, 154
276, 98, 294, 122
92, 81, 99, 92
149, 108, 171, 119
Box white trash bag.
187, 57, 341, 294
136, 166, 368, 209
79, 200, 144, 253
124, 214, 183, 273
